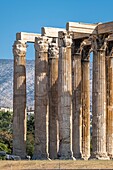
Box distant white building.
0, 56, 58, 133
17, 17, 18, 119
27, 107, 34, 120
0, 107, 13, 112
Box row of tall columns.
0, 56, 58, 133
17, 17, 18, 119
13, 33, 113, 160
33, 37, 60, 159
33, 33, 91, 160
11, 36, 95, 160
33, 34, 113, 160
33, 33, 74, 160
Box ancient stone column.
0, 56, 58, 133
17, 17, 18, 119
81, 46, 90, 160
13, 40, 27, 159
58, 31, 74, 159
48, 41, 59, 159
106, 42, 113, 158
91, 36, 109, 159
72, 40, 82, 159
33, 36, 49, 160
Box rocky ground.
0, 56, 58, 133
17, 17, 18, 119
0, 160, 113, 170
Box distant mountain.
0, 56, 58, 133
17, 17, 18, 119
0, 59, 34, 109
0, 59, 92, 110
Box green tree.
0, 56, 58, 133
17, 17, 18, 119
0, 111, 13, 154
0, 111, 13, 132
0, 131, 12, 153
0, 142, 10, 153
26, 132, 34, 157
27, 114, 35, 157
0, 111, 35, 157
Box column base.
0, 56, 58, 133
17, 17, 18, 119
82, 154, 90, 160
32, 156, 51, 160
13, 150, 26, 160
107, 153, 113, 159
74, 153, 82, 160
58, 156, 76, 160
32, 153, 50, 160
89, 152, 110, 160
81, 157, 89, 160
49, 156, 58, 160
57, 150, 76, 160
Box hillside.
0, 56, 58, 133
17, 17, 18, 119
0, 59, 34, 109
0, 59, 92, 109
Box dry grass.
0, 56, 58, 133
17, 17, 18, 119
0, 160, 113, 170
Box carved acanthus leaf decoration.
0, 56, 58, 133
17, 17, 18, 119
58, 31, 72, 47
89, 35, 108, 52
35, 36, 49, 53
48, 42, 59, 58
106, 41, 113, 56
13, 40, 27, 56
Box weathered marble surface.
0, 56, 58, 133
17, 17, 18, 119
13, 40, 27, 159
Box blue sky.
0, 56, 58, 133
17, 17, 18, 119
0, 0, 113, 60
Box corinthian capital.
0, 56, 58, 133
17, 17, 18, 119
89, 35, 108, 52
58, 31, 72, 47
13, 40, 27, 56
48, 42, 59, 59
110, 47, 113, 56
106, 41, 113, 56
35, 36, 49, 53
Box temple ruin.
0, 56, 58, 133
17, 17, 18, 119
13, 21, 113, 160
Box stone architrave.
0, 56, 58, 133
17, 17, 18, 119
72, 39, 82, 159
48, 41, 59, 159
13, 40, 27, 159
106, 42, 113, 158
16, 32, 40, 43
91, 35, 109, 160
81, 45, 90, 160
33, 36, 49, 160
58, 31, 74, 159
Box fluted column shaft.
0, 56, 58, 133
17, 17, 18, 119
13, 40, 27, 158
34, 36, 49, 159
81, 56, 90, 160
58, 32, 74, 159
48, 42, 59, 159
72, 53, 82, 159
106, 44, 113, 158
92, 37, 109, 159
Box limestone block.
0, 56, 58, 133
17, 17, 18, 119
41, 27, 65, 38
16, 32, 40, 43
66, 22, 98, 34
